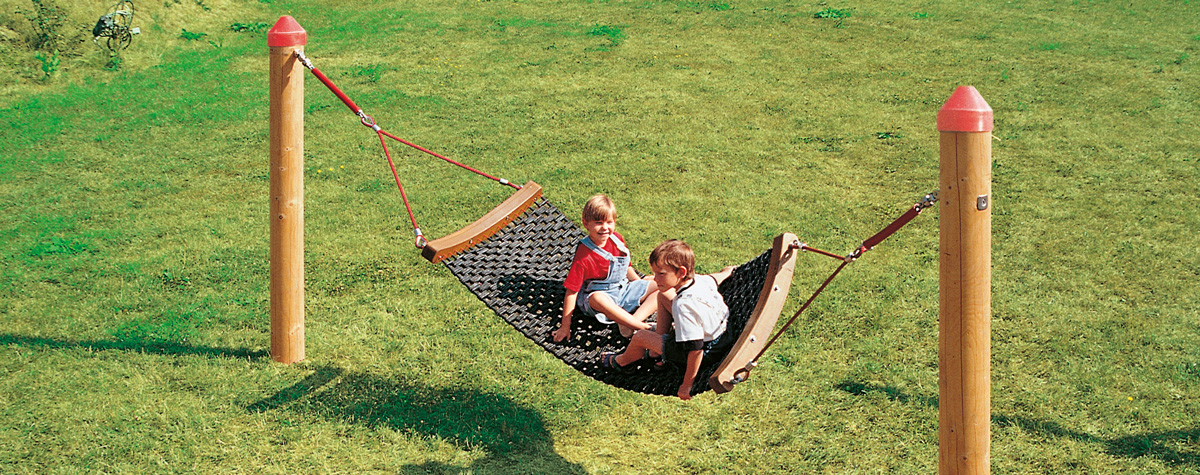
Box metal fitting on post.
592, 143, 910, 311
294, 49, 314, 70
918, 190, 939, 210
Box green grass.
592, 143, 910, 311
2, 0, 1199, 473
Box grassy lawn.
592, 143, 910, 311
1, 0, 1198, 473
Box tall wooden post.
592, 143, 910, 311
268, 16, 307, 364
937, 86, 992, 475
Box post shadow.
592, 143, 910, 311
0, 333, 268, 359
247, 367, 587, 474
837, 379, 1200, 467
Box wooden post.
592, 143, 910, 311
937, 86, 992, 475
268, 16, 307, 364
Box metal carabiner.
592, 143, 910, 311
358, 111, 380, 131
730, 361, 758, 385
845, 245, 869, 263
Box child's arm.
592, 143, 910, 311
655, 288, 676, 335
678, 345, 704, 400
626, 265, 642, 282
553, 290, 578, 342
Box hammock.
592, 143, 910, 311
424, 183, 797, 397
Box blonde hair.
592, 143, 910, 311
649, 239, 695, 279
582, 194, 616, 223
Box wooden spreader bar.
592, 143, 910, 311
421, 181, 543, 263
708, 232, 799, 393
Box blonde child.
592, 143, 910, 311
552, 195, 658, 343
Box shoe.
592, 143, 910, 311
600, 352, 631, 373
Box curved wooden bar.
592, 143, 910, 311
421, 181, 543, 263
709, 232, 798, 394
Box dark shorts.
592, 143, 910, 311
661, 330, 732, 365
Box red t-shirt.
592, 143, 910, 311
563, 233, 631, 292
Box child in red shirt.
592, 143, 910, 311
552, 195, 658, 342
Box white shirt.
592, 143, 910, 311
672, 275, 728, 343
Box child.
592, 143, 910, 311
600, 239, 734, 400
552, 195, 658, 343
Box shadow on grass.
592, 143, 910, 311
992, 415, 1200, 467
4, 333, 582, 471
248, 366, 587, 474
836, 379, 940, 408
0, 333, 268, 359
837, 379, 1200, 467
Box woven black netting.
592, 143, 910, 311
443, 199, 772, 397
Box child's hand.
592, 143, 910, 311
552, 326, 570, 342
677, 385, 692, 401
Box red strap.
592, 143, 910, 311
300, 52, 518, 190
859, 205, 921, 253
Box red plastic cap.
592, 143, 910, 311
937, 86, 993, 132
267, 16, 307, 47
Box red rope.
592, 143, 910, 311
741, 191, 939, 377
376, 130, 424, 247
796, 243, 846, 261
300, 53, 517, 189
752, 260, 848, 365
295, 50, 522, 247
378, 130, 519, 190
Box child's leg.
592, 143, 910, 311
618, 291, 661, 337
618, 280, 662, 336
588, 292, 653, 332
630, 280, 659, 321
613, 329, 664, 367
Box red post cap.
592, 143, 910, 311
267, 16, 307, 47
937, 86, 993, 132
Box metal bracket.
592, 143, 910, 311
977, 194, 990, 211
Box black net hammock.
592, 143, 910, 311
413, 181, 930, 397
423, 185, 796, 397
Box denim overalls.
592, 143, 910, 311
577, 236, 649, 323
